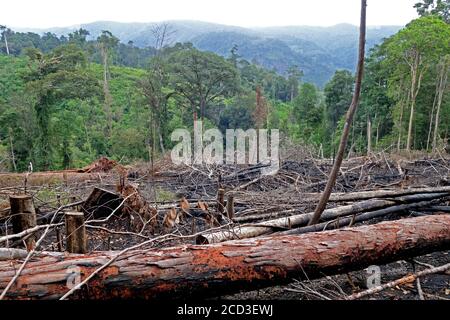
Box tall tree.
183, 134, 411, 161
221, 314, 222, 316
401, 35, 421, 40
140, 23, 176, 162
293, 82, 322, 143
68, 28, 90, 46
432, 55, 450, 151
324, 70, 354, 147
228, 44, 240, 68
167, 46, 239, 123
309, 0, 367, 226
97, 31, 119, 137
24, 44, 99, 169
358, 46, 394, 153
253, 86, 269, 163
384, 16, 450, 151
0, 25, 10, 55
253, 86, 268, 130
287, 65, 304, 102
414, 0, 450, 23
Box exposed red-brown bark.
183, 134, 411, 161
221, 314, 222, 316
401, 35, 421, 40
0, 172, 104, 188
0, 158, 118, 188
0, 215, 449, 300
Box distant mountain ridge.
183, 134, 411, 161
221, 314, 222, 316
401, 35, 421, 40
16, 20, 402, 86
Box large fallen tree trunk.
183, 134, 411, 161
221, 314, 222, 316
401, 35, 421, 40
276, 201, 446, 236
0, 172, 103, 188
198, 192, 449, 244
0, 158, 119, 188
0, 215, 449, 300
302, 186, 450, 202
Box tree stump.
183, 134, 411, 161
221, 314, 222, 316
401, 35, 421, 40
9, 195, 37, 251
226, 194, 235, 219
65, 212, 87, 254
217, 189, 225, 216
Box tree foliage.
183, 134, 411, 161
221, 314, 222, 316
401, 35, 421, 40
0, 12, 449, 172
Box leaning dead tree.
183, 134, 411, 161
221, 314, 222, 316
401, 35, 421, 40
0, 215, 449, 300
309, 0, 367, 226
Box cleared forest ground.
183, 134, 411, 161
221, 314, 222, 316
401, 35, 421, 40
0, 153, 449, 300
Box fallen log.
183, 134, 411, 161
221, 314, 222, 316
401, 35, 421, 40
303, 186, 450, 202
422, 206, 450, 213
346, 262, 450, 300
276, 200, 443, 236
198, 192, 449, 244
0, 172, 103, 188
0, 215, 448, 300
0, 248, 28, 261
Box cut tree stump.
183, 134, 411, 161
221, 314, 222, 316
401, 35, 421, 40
82, 187, 123, 219
217, 189, 225, 216
65, 212, 87, 254
0, 215, 449, 300
227, 194, 235, 219
9, 195, 37, 251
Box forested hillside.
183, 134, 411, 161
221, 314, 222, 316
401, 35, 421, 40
2, 0, 450, 306
0, 3, 449, 173
13, 21, 401, 86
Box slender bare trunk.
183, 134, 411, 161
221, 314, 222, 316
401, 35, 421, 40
309, 0, 367, 226
406, 51, 424, 153
426, 77, 440, 150
102, 47, 113, 137
397, 97, 405, 152
432, 56, 449, 152
4, 33, 9, 55
8, 128, 17, 172
406, 99, 415, 152
367, 117, 372, 154
376, 122, 380, 148
158, 126, 165, 154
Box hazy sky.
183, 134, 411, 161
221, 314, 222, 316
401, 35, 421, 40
1, 0, 419, 29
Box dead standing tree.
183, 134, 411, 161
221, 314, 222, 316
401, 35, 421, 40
253, 86, 269, 162
97, 31, 119, 138
309, 0, 367, 226
0, 25, 10, 55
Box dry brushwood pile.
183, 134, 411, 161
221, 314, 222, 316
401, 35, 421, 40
0, 153, 449, 300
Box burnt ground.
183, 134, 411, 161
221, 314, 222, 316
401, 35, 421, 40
222, 251, 449, 300
0, 153, 449, 300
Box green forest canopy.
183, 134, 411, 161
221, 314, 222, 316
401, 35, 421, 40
0, 3, 449, 172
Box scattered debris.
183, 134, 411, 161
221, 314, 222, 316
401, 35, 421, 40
82, 187, 123, 219
79, 157, 119, 173
0, 154, 449, 300
0, 215, 448, 300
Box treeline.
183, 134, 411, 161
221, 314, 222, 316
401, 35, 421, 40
0, 27, 302, 171
0, 8, 449, 172
0, 27, 157, 68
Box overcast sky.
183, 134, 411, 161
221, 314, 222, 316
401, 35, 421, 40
1, 0, 419, 29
